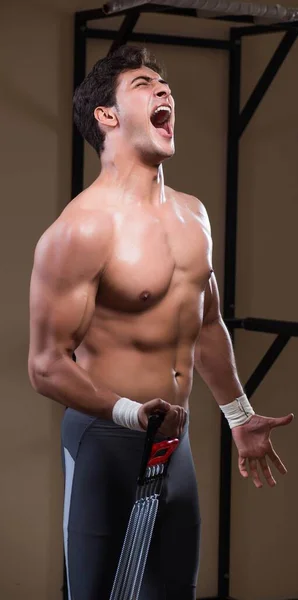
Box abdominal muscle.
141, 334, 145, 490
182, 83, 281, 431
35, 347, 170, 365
76, 343, 195, 409
75, 299, 203, 410
78, 344, 194, 408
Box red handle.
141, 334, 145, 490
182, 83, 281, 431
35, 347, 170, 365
148, 439, 179, 466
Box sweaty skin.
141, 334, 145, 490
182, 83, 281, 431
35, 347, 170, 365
29, 182, 212, 419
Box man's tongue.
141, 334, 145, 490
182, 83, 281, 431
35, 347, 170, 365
156, 121, 171, 135
151, 109, 171, 135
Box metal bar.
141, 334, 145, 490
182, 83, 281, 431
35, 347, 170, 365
123, 3, 198, 16
74, 5, 273, 25
75, 4, 298, 25
75, 4, 197, 21
223, 31, 241, 322
245, 334, 290, 398
71, 14, 87, 200
232, 21, 298, 37
219, 30, 242, 600
238, 29, 298, 137
103, 0, 298, 23
225, 317, 298, 336
218, 414, 232, 600
143, 4, 196, 15
85, 27, 230, 50
108, 9, 141, 53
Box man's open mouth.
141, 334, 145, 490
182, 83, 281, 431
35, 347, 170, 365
150, 105, 173, 138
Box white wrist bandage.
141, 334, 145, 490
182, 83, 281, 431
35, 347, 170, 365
112, 397, 144, 431
219, 394, 255, 429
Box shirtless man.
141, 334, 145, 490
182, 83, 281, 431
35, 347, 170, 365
28, 46, 293, 600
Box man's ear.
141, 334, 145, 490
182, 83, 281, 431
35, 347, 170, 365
94, 106, 118, 129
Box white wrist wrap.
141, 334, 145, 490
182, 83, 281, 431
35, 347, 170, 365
112, 397, 143, 431
220, 394, 255, 429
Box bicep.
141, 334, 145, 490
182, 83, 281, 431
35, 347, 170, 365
28, 225, 100, 370
29, 267, 96, 360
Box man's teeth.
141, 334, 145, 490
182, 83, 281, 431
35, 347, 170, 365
154, 106, 171, 115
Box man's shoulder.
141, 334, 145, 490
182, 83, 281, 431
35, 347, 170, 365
166, 186, 211, 230
40, 188, 113, 248
35, 187, 113, 273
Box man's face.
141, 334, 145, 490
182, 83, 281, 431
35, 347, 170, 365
114, 66, 175, 162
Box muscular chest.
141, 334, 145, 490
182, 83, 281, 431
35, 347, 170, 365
98, 202, 212, 311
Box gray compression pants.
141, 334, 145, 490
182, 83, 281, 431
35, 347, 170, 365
62, 408, 201, 600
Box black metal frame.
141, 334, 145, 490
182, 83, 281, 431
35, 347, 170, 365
67, 6, 298, 600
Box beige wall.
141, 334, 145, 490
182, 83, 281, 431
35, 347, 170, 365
231, 30, 298, 600
0, 1, 297, 599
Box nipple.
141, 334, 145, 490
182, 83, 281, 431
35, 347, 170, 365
140, 290, 151, 301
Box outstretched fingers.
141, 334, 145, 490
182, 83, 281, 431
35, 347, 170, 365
248, 459, 263, 488
259, 457, 276, 487
239, 456, 278, 487
238, 456, 249, 479
267, 444, 287, 475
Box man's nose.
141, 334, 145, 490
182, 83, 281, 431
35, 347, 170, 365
154, 83, 171, 98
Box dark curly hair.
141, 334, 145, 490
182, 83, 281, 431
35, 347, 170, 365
73, 45, 164, 155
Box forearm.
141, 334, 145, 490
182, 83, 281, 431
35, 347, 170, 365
29, 353, 120, 419
194, 317, 244, 406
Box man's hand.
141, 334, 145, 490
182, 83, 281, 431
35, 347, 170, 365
232, 413, 294, 488
138, 399, 187, 438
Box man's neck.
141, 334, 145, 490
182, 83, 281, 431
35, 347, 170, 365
98, 151, 166, 207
